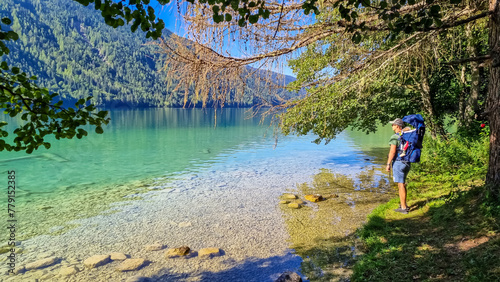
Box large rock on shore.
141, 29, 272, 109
83, 255, 111, 268
116, 258, 147, 272
287, 203, 302, 209
165, 246, 190, 258
25, 257, 59, 271
283, 193, 298, 199
110, 252, 128, 260
275, 271, 302, 282
305, 194, 324, 202
198, 248, 222, 258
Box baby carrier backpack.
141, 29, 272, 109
396, 114, 426, 163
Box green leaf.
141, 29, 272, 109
131, 21, 140, 33
213, 14, 224, 23
1, 17, 12, 25
430, 5, 441, 15
249, 14, 259, 24
352, 32, 362, 44
95, 126, 104, 134
263, 9, 270, 19
225, 13, 232, 21
212, 5, 220, 14
238, 18, 246, 27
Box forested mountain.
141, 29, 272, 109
0, 0, 296, 108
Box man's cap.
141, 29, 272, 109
389, 118, 404, 127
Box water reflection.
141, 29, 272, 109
280, 168, 394, 281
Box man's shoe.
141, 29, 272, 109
393, 207, 409, 214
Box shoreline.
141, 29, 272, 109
2, 161, 393, 281
1, 131, 394, 281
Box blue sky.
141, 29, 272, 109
150, 0, 297, 77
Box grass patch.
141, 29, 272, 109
352, 136, 500, 281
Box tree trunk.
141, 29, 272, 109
486, 0, 500, 193
465, 23, 481, 124
420, 76, 447, 139
458, 65, 467, 125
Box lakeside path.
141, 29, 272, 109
2, 135, 393, 282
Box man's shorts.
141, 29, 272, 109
393, 161, 411, 183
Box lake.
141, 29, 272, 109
1, 108, 396, 281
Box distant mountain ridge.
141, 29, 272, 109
0, 0, 297, 108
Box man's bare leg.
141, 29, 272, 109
398, 182, 407, 210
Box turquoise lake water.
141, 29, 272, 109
0, 108, 393, 241
1, 108, 391, 195
0, 109, 268, 193
0, 108, 399, 281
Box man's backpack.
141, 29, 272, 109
396, 114, 426, 163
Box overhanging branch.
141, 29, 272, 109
445, 54, 491, 65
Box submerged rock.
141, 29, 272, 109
288, 203, 302, 209
0, 246, 11, 254
13, 266, 26, 274
110, 252, 128, 260
116, 258, 147, 272
83, 255, 111, 268
165, 246, 191, 258
25, 257, 59, 271
305, 194, 324, 202
59, 266, 80, 276
283, 194, 298, 199
198, 248, 222, 258
275, 271, 302, 282
145, 243, 165, 251
279, 200, 290, 204
178, 222, 192, 228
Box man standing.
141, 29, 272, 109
386, 118, 411, 214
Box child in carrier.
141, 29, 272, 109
399, 127, 412, 157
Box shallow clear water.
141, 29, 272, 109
0, 108, 396, 281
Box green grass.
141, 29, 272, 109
352, 136, 500, 281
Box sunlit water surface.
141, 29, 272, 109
1, 108, 396, 281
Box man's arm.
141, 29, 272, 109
386, 145, 397, 171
